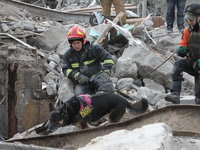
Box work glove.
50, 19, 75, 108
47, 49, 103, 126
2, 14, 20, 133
103, 69, 111, 76
192, 59, 200, 74
177, 46, 187, 57
74, 72, 89, 84
98, 70, 110, 83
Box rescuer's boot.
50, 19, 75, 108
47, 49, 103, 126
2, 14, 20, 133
195, 97, 200, 105
165, 92, 180, 104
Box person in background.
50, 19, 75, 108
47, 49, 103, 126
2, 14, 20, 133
165, 3, 200, 104
62, 26, 115, 96
166, 0, 186, 33
100, 0, 127, 25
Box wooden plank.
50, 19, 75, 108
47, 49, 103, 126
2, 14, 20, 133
65, 5, 137, 13
126, 17, 146, 23
94, 11, 124, 45
77, 6, 137, 13
151, 16, 165, 28
142, 0, 147, 17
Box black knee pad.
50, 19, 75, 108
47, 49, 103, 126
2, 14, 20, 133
171, 64, 184, 81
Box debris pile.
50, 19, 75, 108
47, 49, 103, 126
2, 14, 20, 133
0, 1, 198, 149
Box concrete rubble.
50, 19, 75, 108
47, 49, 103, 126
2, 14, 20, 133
0, 0, 200, 150
78, 122, 200, 150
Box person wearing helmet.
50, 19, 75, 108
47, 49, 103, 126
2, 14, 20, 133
166, 0, 186, 34
101, 0, 127, 25
62, 26, 115, 96
165, 3, 200, 104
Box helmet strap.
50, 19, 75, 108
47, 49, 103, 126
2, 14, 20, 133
192, 20, 200, 31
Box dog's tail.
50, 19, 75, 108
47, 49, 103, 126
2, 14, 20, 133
127, 97, 149, 116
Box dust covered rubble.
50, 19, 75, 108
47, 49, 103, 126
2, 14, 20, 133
54, 117, 200, 150
1, 0, 196, 119
78, 122, 200, 150
6, 123, 200, 150
0, 0, 196, 143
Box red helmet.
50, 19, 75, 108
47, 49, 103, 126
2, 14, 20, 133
68, 26, 86, 44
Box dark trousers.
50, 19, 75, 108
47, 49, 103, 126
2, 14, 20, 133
166, 0, 186, 28
171, 57, 200, 98
74, 73, 115, 96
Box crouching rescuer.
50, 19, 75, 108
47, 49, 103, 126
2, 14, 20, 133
62, 26, 115, 95
165, 3, 200, 104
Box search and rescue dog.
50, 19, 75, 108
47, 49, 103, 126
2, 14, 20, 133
47, 93, 149, 132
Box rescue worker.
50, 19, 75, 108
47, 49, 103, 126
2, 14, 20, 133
165, 3, 200, 104
166, 0, 186, 33
62, 26, 115, 96
100, 0, 127, 25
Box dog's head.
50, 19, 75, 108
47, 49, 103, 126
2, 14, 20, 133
47, 103, 68, 133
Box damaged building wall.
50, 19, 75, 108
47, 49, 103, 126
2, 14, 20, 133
0, 54, 8, 138
0, 45, 55, 138
13, 59, 45, 134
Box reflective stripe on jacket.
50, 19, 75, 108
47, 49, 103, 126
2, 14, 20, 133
62, 41, 114, 81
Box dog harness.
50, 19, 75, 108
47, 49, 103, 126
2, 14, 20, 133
71, 92, 111, 123
72, 94, 93, 123
78, 94, 92, 118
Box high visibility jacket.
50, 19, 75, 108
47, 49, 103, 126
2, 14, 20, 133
179, 26, 200, 47
179, 26, 200, 58
62, 41, 114, 81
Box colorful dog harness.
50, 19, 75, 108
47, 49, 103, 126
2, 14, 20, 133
78, 94, 92, 118
79, 94, 92, 109
71, 94, 93, 124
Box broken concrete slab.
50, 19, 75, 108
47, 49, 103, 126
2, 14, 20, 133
137, 86, 165, 109
58, 77, 74, 103
35, 26, 68, 51
1, 23, 10, 33
48, 53, 60, 65
56, 38, 70, 57
115, 54, 138, 79
143, 78, 165, 93
78, 123, 175, 150
116, 78, 134, 91
0, 2, 22, 17
118, 45, 173, 89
